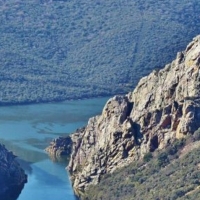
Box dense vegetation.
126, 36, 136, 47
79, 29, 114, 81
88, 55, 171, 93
83, 130, 200, 200
0, 0, 200, 104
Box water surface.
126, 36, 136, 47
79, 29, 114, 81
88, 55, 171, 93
0, 97, 109, 200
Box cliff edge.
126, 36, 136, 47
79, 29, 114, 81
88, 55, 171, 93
46, 35, 200, 197
66, 35, 200, 195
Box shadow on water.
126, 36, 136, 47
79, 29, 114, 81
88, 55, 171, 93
16, 158, 33, 175
29, 164, 68, 186
9, 158, 77, 200
0, 139, 48, 163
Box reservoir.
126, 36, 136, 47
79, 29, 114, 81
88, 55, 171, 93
0, 97, 109, 200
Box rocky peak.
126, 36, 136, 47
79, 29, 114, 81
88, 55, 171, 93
129, 35, 200, 140
130, 35, 200, 111
48, 35, 200, 197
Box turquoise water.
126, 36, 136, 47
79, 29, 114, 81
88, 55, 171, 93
0, 97, 109, 200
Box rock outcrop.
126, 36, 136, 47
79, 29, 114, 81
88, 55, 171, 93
46, 35, 200, 197
66, 35, 200, 195
0, 144, 27, 200
45, 136, 72, 161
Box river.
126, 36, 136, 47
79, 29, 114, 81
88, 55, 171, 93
0, 97, 110, 200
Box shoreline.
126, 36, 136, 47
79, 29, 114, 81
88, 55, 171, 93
0, 93, 125, 107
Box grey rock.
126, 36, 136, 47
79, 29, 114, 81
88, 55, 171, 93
68, 35, 200, 196
46, 35, 200, 197
45, 136, 73, 161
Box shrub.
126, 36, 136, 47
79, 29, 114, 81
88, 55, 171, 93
157, 152, 169, 167
143, 152, 153, 162
193, 128, 200, 141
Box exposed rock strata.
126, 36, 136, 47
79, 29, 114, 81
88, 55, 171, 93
67, 35, 200, 195
0, 144, 27, 200
46, 35, 200, 196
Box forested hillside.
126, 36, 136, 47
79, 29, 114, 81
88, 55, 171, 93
0, 0, 200, 104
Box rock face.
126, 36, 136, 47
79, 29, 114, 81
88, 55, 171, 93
45, 136, 72, 161
0, 144, 27, 200
66, 35, 200, 195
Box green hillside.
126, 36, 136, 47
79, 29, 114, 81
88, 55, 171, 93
0, 0, 200, 104
83, 131, 200, 200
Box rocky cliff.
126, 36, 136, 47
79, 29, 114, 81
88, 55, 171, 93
0, 144, 27, 200
66, 35, 200, 196
46, 35, 200, 197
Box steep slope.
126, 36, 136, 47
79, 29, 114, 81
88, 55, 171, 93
67, 35, 200, 196
83, 138, 200, 200
0, 144, 27, 200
